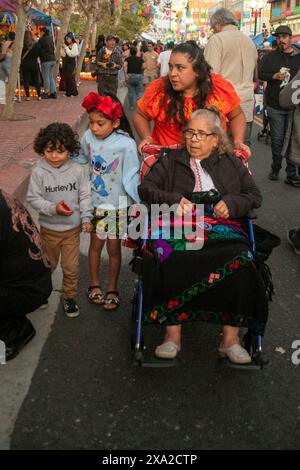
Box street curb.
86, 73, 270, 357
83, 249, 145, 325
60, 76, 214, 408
0, 111, 89, 202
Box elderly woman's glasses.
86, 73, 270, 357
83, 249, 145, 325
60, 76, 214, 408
183, 129, 215, 141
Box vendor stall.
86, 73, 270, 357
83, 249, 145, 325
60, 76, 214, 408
0, 7, 60, 40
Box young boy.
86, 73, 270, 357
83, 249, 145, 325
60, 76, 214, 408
27, 122, 93, 317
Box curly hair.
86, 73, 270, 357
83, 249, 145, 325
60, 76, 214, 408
163, 42, 213, 126
186, 106, 232, 155
33, 122, 80, 156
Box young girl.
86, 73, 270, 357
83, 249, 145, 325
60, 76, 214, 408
76, 92, 140, 310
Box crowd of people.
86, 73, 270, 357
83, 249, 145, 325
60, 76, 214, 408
1, 7, 300, 365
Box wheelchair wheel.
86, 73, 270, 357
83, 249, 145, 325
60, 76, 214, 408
243, 331, 268, 368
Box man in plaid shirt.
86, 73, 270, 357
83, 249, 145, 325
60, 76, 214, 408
96, 34, 123, 96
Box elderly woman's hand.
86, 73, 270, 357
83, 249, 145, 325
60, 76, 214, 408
214, 200, 229, 219
177, 197, 193, 216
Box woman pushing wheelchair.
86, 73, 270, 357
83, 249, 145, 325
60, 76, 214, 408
138, 106, 269, 365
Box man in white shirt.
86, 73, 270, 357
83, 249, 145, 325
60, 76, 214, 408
157, 41, 174, 77
204, 8, 258, 145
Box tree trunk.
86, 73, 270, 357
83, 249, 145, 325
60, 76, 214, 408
40, 0, 47, 12
1, 4, 28, 120
53, 0, 73, 82
91, 22, 97, 50
75, 12, 94, 84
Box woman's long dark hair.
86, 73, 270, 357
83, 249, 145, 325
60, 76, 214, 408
164, 42, 213, 126
64, 32, 76, 46
23, 30, 34, 49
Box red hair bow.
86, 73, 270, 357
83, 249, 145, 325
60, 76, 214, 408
82, 92, 123, 120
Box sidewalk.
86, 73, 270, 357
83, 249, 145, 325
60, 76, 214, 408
0, 81, 95, 201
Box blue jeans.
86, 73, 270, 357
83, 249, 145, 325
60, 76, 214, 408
267, 106, 297, 177
41, 61, 56, 94
0, 56, 12, 82
127, 74, 143, 108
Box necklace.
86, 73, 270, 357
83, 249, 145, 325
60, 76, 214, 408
191, 158, 202, 191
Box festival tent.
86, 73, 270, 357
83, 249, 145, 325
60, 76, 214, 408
141, 32, 157, 43
0, 0, 18, 13
0, 7, 61, 37
28, 8, 61, 27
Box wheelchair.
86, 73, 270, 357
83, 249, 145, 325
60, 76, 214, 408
129, 190, 280, 371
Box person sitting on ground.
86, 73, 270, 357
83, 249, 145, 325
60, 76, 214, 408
27, 123, 93, 318
138, 106, 268, 364
0, 190, 52, 361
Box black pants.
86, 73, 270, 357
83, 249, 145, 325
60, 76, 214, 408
62, 59, 78, 97
21, 64, 41, 97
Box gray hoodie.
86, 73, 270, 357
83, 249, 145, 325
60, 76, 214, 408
279, 68, 300, 166
27, 158, 92, 231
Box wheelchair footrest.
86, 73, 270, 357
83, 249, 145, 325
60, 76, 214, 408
133, 349, 181, 368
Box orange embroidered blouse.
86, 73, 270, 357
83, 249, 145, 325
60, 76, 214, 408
137, 73, 241, 146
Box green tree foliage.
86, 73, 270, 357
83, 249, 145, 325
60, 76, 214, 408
97, 11, 150, 40
58, 12, 86, 34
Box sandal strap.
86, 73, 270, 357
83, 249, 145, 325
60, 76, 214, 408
106, 290, 119, 295
105, 294, 120, 304
89, 292, 104, 300
88, 285, 102, 290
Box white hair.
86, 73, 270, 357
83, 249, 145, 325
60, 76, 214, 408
187, 108, 232, 154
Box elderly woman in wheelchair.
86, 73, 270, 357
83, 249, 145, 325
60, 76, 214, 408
137, 106, 269, 365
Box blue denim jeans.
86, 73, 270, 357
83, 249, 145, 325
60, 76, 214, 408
267, 106, 297, 177
41, 61, 56, 94
0, 56, 12, 82
127, 73, 143, 109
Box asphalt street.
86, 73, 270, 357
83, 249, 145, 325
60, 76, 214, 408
1, 105, 300, 450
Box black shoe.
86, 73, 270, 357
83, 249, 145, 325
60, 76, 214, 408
284, 175, 300, 187
287, 228, 300, 255
49, 92, 57, 99
63, 298, 80, 318
41, 93, 50, 99
268, 169, 280, 181
5, 318, 36, 362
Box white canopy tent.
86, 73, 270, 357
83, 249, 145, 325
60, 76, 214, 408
141, 32, 157, 43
